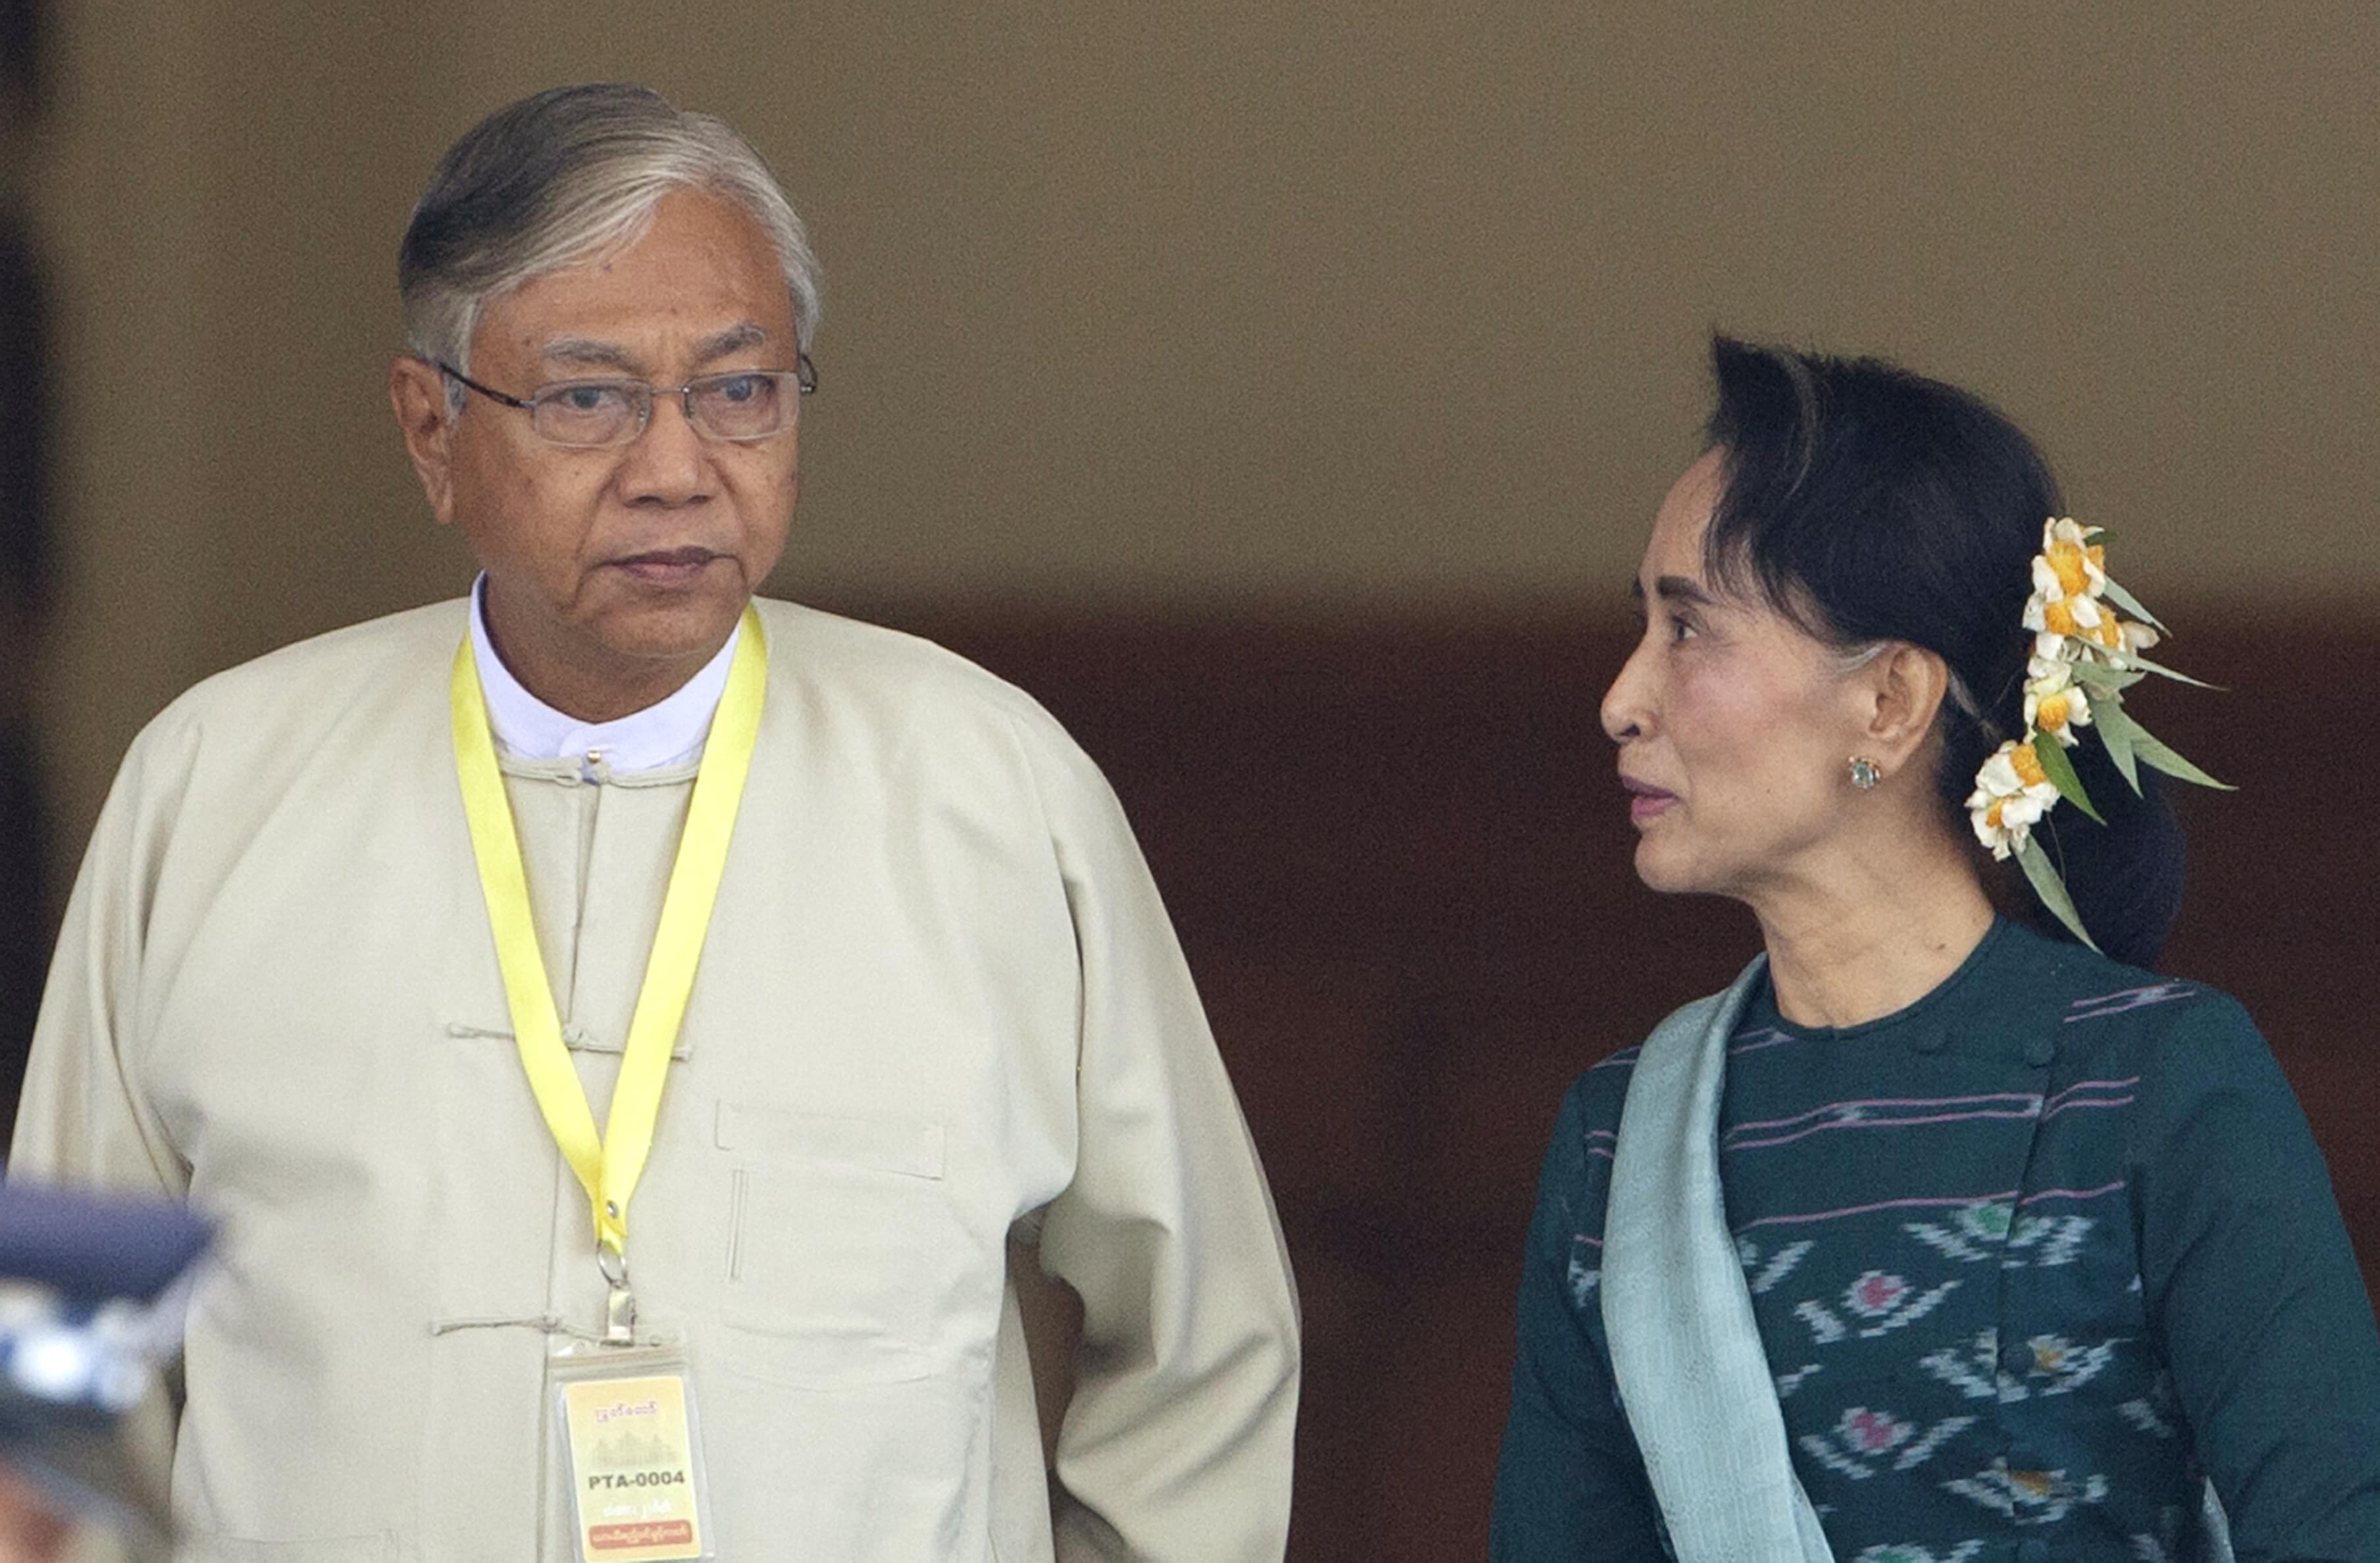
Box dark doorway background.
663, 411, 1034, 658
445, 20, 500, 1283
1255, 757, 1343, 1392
1, 0, 52, 1135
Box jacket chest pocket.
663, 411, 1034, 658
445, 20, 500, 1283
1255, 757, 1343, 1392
716, 1102, 956, 1387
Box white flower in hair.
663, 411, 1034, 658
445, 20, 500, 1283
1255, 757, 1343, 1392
1967, 740, 2062, 859
2036, 518, 2108, 593
2022, 518, 2121, 659
2023, 664, 2093, 748
1972, 517, 2227, 951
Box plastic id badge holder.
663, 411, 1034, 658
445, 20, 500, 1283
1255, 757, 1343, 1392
550, 1339, 716, 1562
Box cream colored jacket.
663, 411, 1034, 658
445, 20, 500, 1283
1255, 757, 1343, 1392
13, 598, 1300, 1562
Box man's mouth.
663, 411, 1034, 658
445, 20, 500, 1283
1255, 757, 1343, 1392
611, 548, 725, 582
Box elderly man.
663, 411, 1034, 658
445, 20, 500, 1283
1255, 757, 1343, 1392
12, 84, 1299, 1561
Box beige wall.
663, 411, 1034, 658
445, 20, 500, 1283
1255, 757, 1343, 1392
22, 2, 2380, 854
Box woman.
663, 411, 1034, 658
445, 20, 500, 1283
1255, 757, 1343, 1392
1491, 338, 2380, 1562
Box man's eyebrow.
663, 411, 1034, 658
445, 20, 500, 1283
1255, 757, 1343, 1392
540, 336, 640, 373
537, 325, 773, 376
692, 322, 769, 363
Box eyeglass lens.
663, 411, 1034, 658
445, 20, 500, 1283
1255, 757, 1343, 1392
531, 371, 798, 447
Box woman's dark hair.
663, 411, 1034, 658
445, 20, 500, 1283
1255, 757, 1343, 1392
1701, 335, 2185, 967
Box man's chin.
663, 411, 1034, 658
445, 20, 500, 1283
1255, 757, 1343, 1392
581, 592, 752, 669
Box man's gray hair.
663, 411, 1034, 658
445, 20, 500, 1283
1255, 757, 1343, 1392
398, 83, 822, 383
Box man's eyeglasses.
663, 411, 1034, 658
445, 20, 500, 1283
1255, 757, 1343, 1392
436, 357, 817, 448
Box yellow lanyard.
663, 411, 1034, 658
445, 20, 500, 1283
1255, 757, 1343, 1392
449, 607, 767, 1285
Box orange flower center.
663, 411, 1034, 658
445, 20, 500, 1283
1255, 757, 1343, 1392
1986, 800, 2007, 829
2095, 616, 2125, 650
2036, 693, 2071, 731
2043, 600, 2079, 638
2011, 743, 2049, 788
2047, 542, 2090, 597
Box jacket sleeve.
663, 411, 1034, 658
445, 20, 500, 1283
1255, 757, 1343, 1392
10, 719, 188, 1198
2132, 996, 2380, 1562
1017, 723, 1301, 1562
1491, 1075, 1667, 1563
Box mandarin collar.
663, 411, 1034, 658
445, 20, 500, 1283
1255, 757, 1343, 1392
467, 576, 740, 773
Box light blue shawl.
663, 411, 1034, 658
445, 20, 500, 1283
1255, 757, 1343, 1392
1601, 958, 1834, 1562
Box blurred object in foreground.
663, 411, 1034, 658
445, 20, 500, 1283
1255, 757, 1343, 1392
0, 1178, 209, 1562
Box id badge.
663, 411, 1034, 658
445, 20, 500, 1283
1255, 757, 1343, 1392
549, 1340, 715, 1562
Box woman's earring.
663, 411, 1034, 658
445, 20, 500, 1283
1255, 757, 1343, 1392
1848, 756, 1881, 790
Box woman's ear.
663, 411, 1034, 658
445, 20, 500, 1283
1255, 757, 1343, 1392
1859, 643, 1952, 770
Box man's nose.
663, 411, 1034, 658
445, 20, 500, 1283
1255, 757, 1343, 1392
617, 392, 711, 503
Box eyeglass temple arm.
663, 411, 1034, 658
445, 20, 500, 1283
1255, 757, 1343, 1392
434, 362, 536, 410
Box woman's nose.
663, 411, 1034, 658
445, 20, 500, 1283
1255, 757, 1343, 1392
1601, 637, 1655, 743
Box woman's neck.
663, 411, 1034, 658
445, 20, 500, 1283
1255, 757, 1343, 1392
1748, 827, 1998, 1030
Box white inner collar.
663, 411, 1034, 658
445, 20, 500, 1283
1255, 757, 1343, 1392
468, 577, 740, 772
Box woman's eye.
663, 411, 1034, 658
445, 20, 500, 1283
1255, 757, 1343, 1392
1669, 615, 1699, 644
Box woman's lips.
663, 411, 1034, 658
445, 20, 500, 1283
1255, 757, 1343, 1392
1622, 778, 1676, 825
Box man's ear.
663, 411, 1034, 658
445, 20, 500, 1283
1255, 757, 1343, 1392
389, 357, 460, 525
1861, 642, 1952, 771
